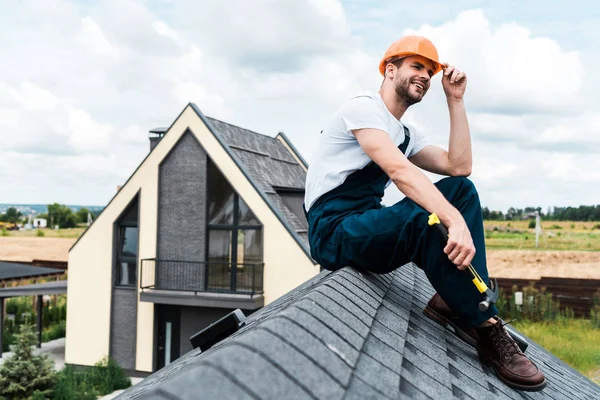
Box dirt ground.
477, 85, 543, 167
1, 237, 599, 280
487, 249, 600, 280
0, 237, 75, 262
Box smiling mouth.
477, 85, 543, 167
413, 82, 425, 91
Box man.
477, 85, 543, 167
304, 35, 546, 392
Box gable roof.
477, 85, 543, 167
71, 104, 312, 261
205, 116, 309, 243
114, 262, 599, 399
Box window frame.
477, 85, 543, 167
206, 160, 263, 292
114, 195, 140, 288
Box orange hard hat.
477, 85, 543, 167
379, 35, 443, 76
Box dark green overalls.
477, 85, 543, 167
305, 128, 497, 327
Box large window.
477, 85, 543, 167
116, 197, 139, 287
207, 161, 262, 292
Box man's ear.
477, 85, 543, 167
385, 63, 395, 79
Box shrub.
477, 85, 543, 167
593, 223, 600, 230
549, 224, 563, 229
42, 320, 66, 342
528, 220, 536, 229
502, 283, 560, 322
36, 229, 45, 237
592, 292, 600, 329
52, 357, 131, 400
0, 323, 57, 399
570, 223, 575, 229
0, 227, 7, 236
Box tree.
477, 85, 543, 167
0, 207, 22, 224
0, 323, 57, 399
47, 203, 77, 229
76, 207, 90, 224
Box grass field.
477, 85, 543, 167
484, 220, 600, 251
513, 319, 600, 384
1, 226, 86, 239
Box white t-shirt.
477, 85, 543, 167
304, 93, 428, 211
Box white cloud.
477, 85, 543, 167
77, 17, 119, 58
408, 9, 584, 115
67, 108, 113, 153
152, 20, 180, 44
0, 1, 598, 213
7, 82, 59, 111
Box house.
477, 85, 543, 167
114, 263, 600, 399
65, 104, 318, 374
33, 218, 47, 229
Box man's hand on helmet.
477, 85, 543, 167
441, 63, 467, 101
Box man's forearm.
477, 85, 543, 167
447, 98, 472, 175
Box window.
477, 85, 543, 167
276, 189, 307, 227
207, 161, 262, 292
116, 197, 139, 286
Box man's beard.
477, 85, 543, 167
394, 76, 424, 106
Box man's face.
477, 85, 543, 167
392, 55, 435, 105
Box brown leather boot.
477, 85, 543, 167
476, 318, 546, 391
423, 293, 479, 347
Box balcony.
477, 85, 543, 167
139, 259, 264, 310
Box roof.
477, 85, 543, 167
0, 261, 64, 281
70, 104, 311, 258
114, 263, 600, 399
206, 117, 309, 243
0, 279, 67, 297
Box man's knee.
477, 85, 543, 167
437, 176, 478, 196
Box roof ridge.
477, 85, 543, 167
206, 116, 280, 141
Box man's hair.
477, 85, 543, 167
381, 57, 405, 85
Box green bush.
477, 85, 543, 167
502, 283, 561, 322
592, 292, 600, 329
593, 223, 600, 230
36, 229, 45, 237
0, 323, 57, 399
52, 357, 131, 400
42, 320, 66, 342
549, 224, 563, 229
3, 295, 67, 351
528, 220, 536, 229
0, 227, 7, 236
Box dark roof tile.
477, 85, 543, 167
0, 261, 63, 280
115, 264, 600, 399
204, 117, 309, 251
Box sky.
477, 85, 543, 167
1, 0, 599, 212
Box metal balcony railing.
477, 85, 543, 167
140, 259, 264, 296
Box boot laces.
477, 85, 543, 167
494, 319, 521, 362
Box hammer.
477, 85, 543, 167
427, 213, 498, 311
427, 213, 529, 352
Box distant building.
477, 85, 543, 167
33, 218, 47, 228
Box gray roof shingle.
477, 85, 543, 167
0, 261, 64, 281
115, 264, 600, 399
206, 117, 308, 246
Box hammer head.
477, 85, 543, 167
478, 278, 499, 311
